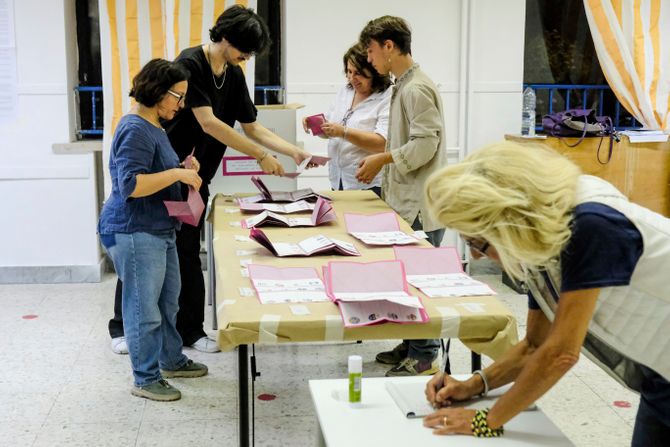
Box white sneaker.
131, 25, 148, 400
191, 336, 220, 353
111, 336, 128, 354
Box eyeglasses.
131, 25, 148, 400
341, 109, 354, 126
463, 237, 490, 256
167, 89, 186, 103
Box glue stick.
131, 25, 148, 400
348, 355, 362, 405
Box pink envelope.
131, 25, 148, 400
305, 114, 326, 136
309, 155, 330, 166
393, 246, 464, 275
164, 149, 205, 226
343, 212, 401, 233
164, 186, 204, 226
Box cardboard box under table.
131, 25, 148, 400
208, 190, 519, 447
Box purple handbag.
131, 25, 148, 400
542, 109, 618, 164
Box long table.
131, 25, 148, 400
206, 190, 519, 447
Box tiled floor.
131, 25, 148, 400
0, 267, 638, 446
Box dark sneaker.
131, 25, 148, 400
375, 342, 408, 365
161, 359, 208, 378
131, 379, 181, 401
385, 357, 439, 377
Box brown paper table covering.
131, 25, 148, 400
211, 190, 519, 360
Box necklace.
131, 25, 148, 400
206, 43, 227, 90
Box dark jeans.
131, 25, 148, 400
336, 181, 382, 198
403, 217, 445, 361
109, 220, 208, 346
632, 366, 670, 447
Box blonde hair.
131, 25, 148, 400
425, 141, 582, 280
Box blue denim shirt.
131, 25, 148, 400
98, 114, 182, 234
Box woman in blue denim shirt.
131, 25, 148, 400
98, 59, 208, 401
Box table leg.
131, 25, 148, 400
239, 344, 250, 447
206, 212, 218, 330
471, 351, 482, 372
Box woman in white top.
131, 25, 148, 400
304, 43, 391, 195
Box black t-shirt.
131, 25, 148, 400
528, 202, 643, 310
164, 45, 257, 194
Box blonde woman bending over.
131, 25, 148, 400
421, 141, 669, 445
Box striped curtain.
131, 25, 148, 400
99, 0, 254, 194
584, 0, 670, 130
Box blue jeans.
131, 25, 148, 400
403, 217, 445, 361
103, 231, 188, 387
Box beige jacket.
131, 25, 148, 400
382, 64, 447, 232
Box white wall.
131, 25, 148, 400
0, 0, 102, 282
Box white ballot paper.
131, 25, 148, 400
386, 381, 535, 419
394, 246, 496, 297
248, 264, 330, 304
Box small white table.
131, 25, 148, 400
308, 375, 573, 446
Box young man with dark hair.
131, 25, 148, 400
357, 15, 447, 377
109, 5, 313, 355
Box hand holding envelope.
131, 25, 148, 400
164, 149, 205, 227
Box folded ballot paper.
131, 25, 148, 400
323, 260, 429, 328
239, 200, 315, 214
283, 155, 331, 178
386, 381, 533, 419
394, 246, 496, 297
249, 227, 360, 257
241, 197, 337, 228
163, 152, 205, 226
248, 264, 330, 304
238, 176, 331, 204
344, 212, 421, 246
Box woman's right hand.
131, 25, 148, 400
259, 154, 285, 176
425, 372, 477, 408
302, 117, 310, 134
175, 168, 202, 191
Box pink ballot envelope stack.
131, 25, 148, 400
305, 113, 326, 136
344, 212, 420, 246
249, 227, 360, 257
243, 176, 331, 203
241, 197, 337, 228
393, 246, 496, 297
163, 151, 205, 227
247, 264, 330, 304
322, 260, 429, 328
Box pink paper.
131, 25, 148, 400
305, 114, 326, 136
163, 149, 204, 226
343, 212, 401, 232
325, 260, 409, 294
309, 155, 330, 165
393, 246, 464, 275
164, 187, 204, 226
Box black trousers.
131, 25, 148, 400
108, 219, 208, 346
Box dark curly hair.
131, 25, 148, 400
209, 5, 271, 55
343, 43, 391, 93
359, 15, 412, 55
129, 59, 189, 107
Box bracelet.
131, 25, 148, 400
472, 369, 489, 397
257, 151, 268, 163
343, 126, 348, 139
471, 408, 504, 438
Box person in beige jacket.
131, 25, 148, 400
357, 15, 447, 377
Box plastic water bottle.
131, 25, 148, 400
521, 87, 536, 137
